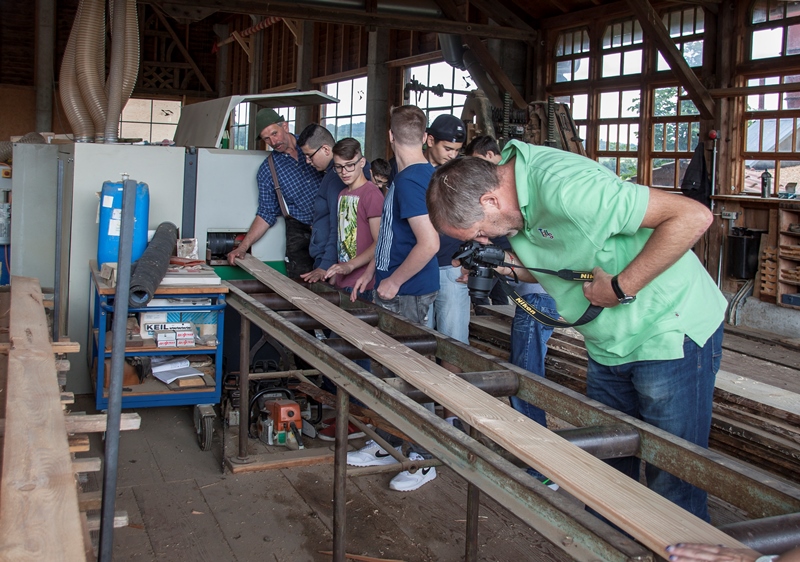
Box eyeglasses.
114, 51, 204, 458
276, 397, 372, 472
333, 157, 363, 174
303, 145, 323, 162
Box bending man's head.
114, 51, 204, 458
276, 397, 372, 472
427, 156, 523, 243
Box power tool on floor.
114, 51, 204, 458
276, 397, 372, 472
256, 398, 304, 450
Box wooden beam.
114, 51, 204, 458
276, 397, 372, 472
86, 511, 128, 532
467, 0, 538, 34
234, 255, 756, 555
624, 0, 716, 120
73, 457, 102, 474
145, 0, 534, 41
230, 30, 252, 63
433, 0, 528, 109
0, 341, 80, 354
65, 413, 141, 434
0, 277, 84, 561
151, 5, 214, 92
709, 81, 800, 98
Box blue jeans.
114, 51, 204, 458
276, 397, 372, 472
432, 266, 470, 344
585, 323, 723, 521
508, 292, 557, 479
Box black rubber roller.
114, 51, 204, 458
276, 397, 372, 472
129, 222, 179, 307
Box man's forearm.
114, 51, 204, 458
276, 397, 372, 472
240, 216, 271, 251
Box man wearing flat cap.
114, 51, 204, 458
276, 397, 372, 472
227, 108, 324, 279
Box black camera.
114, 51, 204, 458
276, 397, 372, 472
453, 241, 508, 299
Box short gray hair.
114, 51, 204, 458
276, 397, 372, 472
427, 157, 500, 230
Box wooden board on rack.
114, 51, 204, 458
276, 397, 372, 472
235, 255, 755, 556
0, 277, 85, 561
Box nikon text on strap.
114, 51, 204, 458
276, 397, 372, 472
494, 263, 603, 328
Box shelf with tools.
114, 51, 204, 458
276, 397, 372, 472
777, 202, 800, 309
89, 261, 228, 411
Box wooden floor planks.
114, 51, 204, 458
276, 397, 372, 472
236, 255, 756, 556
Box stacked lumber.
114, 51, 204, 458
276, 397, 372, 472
0, 277, 139, 561
469, 306, 800, 482
760, 247, 777, 297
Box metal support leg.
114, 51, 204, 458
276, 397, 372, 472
333, 387, 350, 562
238, 315, 250, 460
465, 425, 480, 562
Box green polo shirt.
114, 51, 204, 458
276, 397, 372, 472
500, 140, 726, 366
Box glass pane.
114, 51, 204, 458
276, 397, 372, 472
678, 158, 692, 187
683, 8, 695, 35
456, 69, 475, 90
600, 91, 620, 118
573, 94, 588, 120
657, 52, 669, 72
612, 23, 623, 48
620, 158, 638, 181
633, 20, 643, 43
784, 80, 800, 110
619, 123, 629, 151
598, 124, 608, 150
743, 160, 768, 194
666, 122, 677, 151
763, 118, 777, 151
752, 28, 784, 59
581, 30, 590, 52
152, 100, 181, 124
556, 33, 566, 56
788, 24, 800, 56
453, 92, 467, 108
578, 125, 587, 148
599, 157, 617, 174
746, 119, 762, 152
691, 122, 700, 149
565, 32, 574, 56
233, 102, 249, 126
680, 99, 700, 116
337, 117, 352, 139
152, 124, 177, 143
574, 57, 590, 80
779, 118, 795, 152
429, 61, 454, 89
120, 122, 150, 142
623, 50, 642, 75
121, 99, 151, 122
778, 160, 800, 193
556, 60, 572, 82
621, 90, 640, 117
322, 119, 336, 138
631, 123, 640, 150
609, 124, 619, 150
654, 123, 665, 151
352, 76, 368, 115
788, 1, 800, 19
678, 122, 690, 151
654, 87, 678, 116
752, 1, 767, 24
696, 7, 704, 32
602, 53, 621, 77
324, 99, 338, 119
602, 25, 612, 49
352, 117, 367, 150
623, 20, 632, 46
669, 11, 681, 37
683, 40, 703, 67
769, 1, 784, 21
337, 80, 353, 115
652, 158, 676, 187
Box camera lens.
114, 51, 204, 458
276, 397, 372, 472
467, 268, 495, 299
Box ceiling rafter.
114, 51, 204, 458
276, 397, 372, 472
148, 0, 535, 41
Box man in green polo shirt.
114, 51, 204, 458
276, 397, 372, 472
426, 139, 726, 521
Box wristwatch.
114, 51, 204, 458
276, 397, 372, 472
610, 275, 636, 305
755, 556, 779, 562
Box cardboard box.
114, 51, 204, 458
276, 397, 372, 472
176, 338, 195, 347
154, 330, 177, 348
140, 298, 217, 339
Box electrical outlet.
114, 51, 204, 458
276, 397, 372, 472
721, 211, 739, 220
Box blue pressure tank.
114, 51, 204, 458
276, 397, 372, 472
97, 180, 150, 267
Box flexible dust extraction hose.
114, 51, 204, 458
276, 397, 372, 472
59, 0, 94, 142
128, 222, 178, 307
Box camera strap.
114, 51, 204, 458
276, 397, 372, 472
492, 267, 603, 328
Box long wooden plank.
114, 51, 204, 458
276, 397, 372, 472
715, 371, 800, 419
0, 277, 85, 561
237, 255, 755, 555
0, 341, 80, 354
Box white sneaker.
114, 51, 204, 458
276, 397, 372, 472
389, 453, 437, 491
347, 440, 401, 467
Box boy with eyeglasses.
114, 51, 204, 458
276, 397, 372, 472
324, 138, 384, 302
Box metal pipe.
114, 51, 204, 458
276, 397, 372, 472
238, 315, 250, 460
278, 308, 379, 329
384, 370, 518, 402
323, 335, 437, 359
720, 513, 800, 555
98, 175, 137, 561
333, 387, 350, 562
52, 159, 64, 343
555, 425, 640, 460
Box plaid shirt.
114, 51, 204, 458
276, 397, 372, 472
256, 139, 324, 226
